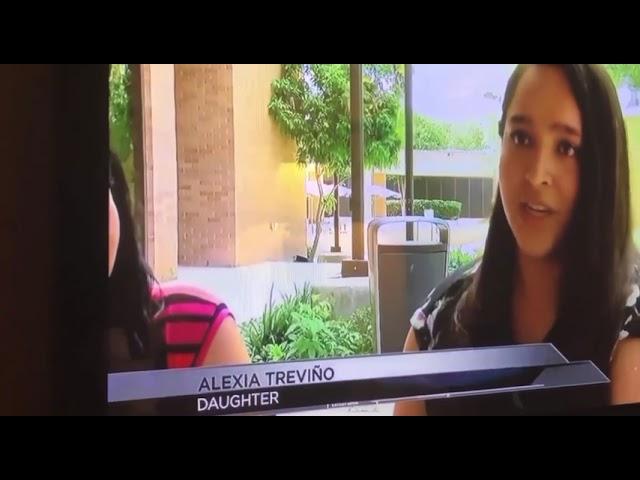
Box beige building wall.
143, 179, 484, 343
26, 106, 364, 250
232, 64, 306, 266
373, 171, 387, 217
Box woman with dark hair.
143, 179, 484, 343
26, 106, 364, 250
108, 152, 250, 373
395, 64, 640, 415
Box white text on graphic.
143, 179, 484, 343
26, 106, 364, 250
197, 391, 279, 412
198, 366, 335, 393
199, 373, 261, 392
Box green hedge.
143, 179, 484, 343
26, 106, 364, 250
386, 201, 403, 216
386, 199, 462, 220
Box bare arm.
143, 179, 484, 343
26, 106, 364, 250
393, 328, 427, 416
610, 337, 640, 405
201, 318, 251, 366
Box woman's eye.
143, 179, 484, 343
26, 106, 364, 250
558, 140, 579, 157
510, 130, 531, 147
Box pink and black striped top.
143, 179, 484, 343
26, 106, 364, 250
151, 282, 233, 369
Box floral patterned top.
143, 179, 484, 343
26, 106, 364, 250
408, 260, 640, 415
411, 262, 640, 349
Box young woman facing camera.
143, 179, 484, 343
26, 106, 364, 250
395, 64, 640, 415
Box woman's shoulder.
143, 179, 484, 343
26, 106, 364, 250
152, 281, 227, 306
409, 260, 479, 350
621, 264, 640, 341
151, 281, 234, 324
147, 281, 237, 370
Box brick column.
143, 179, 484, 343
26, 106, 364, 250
174, 64, 305, 267
175, 64, 236, 267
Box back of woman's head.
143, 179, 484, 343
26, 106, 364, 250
109, 152, 156, 358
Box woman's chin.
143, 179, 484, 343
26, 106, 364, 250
515, 239, 556, 261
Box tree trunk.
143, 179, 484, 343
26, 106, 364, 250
332, 172, 341, 252
307, 169, 342, 262
397, 175, 406, 216
309, 219, 322, 262
308, 167, 326, 262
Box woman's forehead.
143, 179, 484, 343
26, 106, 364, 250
507, 65, 582, 134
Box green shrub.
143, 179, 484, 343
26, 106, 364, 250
240, 285, 377, 363
386, 201, 403, 216
417, 199, 462, 219
448, 248, 481, 274
346, 304, 377, 354
386, 199, 462, 220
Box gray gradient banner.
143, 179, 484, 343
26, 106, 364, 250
109, 343, 570, 402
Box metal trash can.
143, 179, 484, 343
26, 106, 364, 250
368, 217, 450, 354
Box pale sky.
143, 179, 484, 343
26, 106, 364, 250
412, 64, 516, 123
412, 64, 639, 120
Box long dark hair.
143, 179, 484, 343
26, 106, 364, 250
459, 64, 634, 372
109, 152, 159, 359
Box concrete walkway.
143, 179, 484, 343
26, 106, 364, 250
310, 217, 489, 259
178, 218, 488, 324
178, 262, 370, 324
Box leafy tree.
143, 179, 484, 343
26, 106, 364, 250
109, 64, 140, 218
397, 107, 486, 151
605, 64, 640, 88
269, 64, 404, 261
109, 64, 132, 162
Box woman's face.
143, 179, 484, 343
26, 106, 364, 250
499, 65, 582, 260
109, 189, 120, 277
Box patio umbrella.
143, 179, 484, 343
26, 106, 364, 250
370, 185, 402, 199
305, 180, 352, 197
